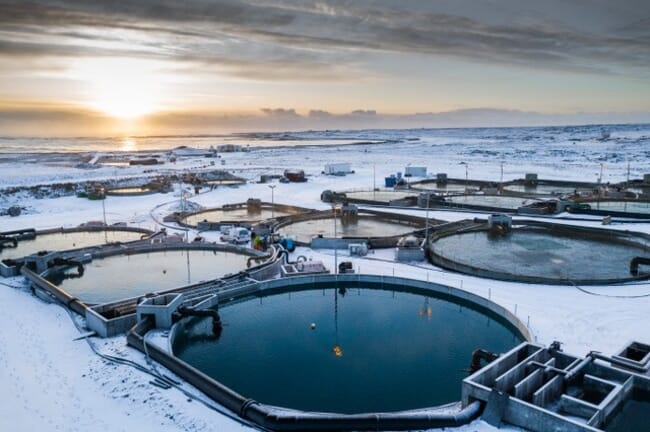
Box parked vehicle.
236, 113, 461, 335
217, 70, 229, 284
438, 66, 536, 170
220, 227, 251, 244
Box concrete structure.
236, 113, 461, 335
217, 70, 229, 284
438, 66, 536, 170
517, 199, 574, 215
395, 236, 425, 262
613, 341, 650, 372
136, 293, 185, 329
348, 243, 368, 256
487, 214, 512, 230
463, 341, 650, 432
280, 260, 329, 277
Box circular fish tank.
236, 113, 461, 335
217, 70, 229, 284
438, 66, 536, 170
343, 190, 415, 203
444, 195, 541, 210
579, 200, 650, 215
0, 228, 149, 261
183, 205, 303, 227
278, 214, 423, 244
170, 275, 527, 421
46, 247, 252, 304
411, 182, 471, 193
430, 222, 650, 284
503, 184, 583, 196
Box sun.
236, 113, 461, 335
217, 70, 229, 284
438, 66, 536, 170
72, 58, 164, 119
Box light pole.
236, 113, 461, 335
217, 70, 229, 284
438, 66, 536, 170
373, 164, 376, 201
101, 195, 107, 226
459, 162, 468, 191
424, 192, 430, 249
499, 161, 505, 194
598, 163, 604, 184
500, 161, 504, 184
268, 184, 276, 218
101, 188, 108, 243
332, 204, 339, 272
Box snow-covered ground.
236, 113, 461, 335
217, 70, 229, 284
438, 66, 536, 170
1, 125, 650, 432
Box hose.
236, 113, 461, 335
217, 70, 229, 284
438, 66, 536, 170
41, 289, 270, 432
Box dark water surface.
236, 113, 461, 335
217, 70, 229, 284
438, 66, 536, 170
50, 249, 249, 303
173, 285, 522, 413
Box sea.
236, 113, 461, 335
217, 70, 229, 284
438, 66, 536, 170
0, 123, 648, 154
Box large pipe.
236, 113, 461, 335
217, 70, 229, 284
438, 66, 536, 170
244, 399, 482, 431
21, 266, 88, 316
564, 349, 649, 384
590, 351, 648, 373
0, 236, 18, 250
0, 228, 36, 238
563, 355, 594, 383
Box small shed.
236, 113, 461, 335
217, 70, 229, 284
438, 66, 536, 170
405, 166, 427, 177
284, 169, 306, 182
524, 173, 538, 185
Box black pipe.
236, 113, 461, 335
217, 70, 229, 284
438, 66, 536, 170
469, 348, 499, 373
21, 266, 88, 316
630, 256, 650, 276
177, 306, 222, 337
244, 398, 483, 431
0, 228, 36, 237
0, 236, 18, 250
47, 257, 84, 277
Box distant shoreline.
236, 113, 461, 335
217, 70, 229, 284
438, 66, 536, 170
0, 122, 648, 155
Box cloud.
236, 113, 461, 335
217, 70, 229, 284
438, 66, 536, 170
0, 0, 648, 80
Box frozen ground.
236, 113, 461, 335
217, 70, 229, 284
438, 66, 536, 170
1, 124, 650, 432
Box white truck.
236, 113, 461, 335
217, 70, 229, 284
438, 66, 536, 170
219, 226, 251, 244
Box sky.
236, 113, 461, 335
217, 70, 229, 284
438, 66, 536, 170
0, 0, 649, 136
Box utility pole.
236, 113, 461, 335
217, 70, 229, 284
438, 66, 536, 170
373, 164, 376, 201
268, 184, 276, 218
425, 192, 430, 248
101, 190, 107, 243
